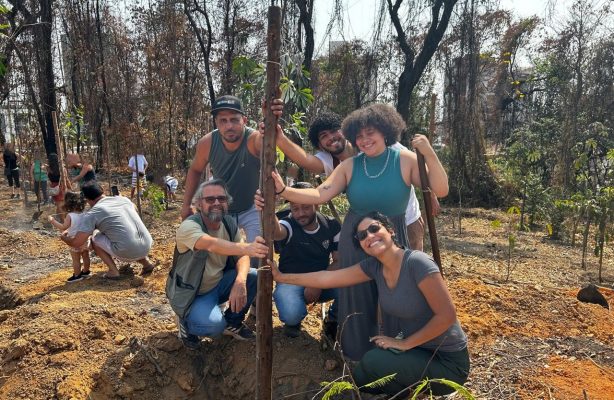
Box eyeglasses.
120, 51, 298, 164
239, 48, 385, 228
354, 222, 383, 241
203, 195, 228, 204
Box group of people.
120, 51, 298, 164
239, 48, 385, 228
0, 142, 170, 284
166, 95, 470, 396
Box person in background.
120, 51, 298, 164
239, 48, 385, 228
66, 153, 96, 188
30, 151, 49, 204
129, 153, 148, 200
3, 143, 21, 199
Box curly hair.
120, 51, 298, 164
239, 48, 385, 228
307, 111, 343, 148
352, 211, 401, 249
341, 104, 406, 147
63, 191, 86, 213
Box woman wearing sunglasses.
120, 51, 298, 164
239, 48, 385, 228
268, 212, 469, 397
270, 104, 448, 361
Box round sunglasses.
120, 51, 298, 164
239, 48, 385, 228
354, 222, 383, 241
203, 195, 228, 204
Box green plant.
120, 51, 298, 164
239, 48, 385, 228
143, 184, 165, 218
320, 374, 396, 400
492, 206, 520, 282
410, 378, 476, 399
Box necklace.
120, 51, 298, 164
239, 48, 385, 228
363, 147, 390, 179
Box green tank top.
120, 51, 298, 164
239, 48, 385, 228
33, 160, 47, 182
209, 127, 260, 214
346, 146, 410, 216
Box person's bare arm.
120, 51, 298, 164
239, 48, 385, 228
193, 234, 268, 258
271, 160, 350, 205
181, 134, 212, 220
61, 230, 90, 247
48, 214, 71, 231
409, 134, 448, 197
254, 190, 288, 241
271, 261, 370, 289
271, 124, 325, 173
228, 255, 251, 313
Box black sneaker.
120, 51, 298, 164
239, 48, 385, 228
67, 274, 84, 283
178, 319, 201, 350
323, 319, 338, 341
80, 270, 91, 279
223, 323, 255, 341
283, 324, 301, 338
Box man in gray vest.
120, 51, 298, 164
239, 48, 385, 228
181, 95, 282, 250
173, 179, 268, 349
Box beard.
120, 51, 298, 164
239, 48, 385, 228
297, 213, 317, 227
202, 207, 227, 222
326, 139, 346, 156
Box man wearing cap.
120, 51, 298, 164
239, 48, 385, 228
181, 96, 282, 250
273, 111, 438, 251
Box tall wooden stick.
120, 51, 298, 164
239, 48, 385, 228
256, 6, 281, 400
416, 151, 443, 273
51, 112, 67, 189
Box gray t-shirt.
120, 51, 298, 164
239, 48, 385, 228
360, 250, 467, 352
78, 196, 153, 260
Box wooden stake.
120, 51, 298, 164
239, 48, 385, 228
416, 152, 442, 273
256, 5, 281, 400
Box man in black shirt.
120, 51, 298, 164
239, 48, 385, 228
255, 182, 340, 339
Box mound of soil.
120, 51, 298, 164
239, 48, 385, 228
0, 191, 612, 399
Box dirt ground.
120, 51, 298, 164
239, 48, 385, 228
0, 184, 612, 400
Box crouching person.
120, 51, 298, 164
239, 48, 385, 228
255, 182, 340, 339
167, 179, 268, 350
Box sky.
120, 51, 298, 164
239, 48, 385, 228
312, 0, 574, 57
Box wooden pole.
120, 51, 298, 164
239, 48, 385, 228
416, 151, 442, 273
256, 5, 281, 400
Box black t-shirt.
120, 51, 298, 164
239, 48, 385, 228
275, 212, 341, 274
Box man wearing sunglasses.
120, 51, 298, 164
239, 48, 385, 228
172, 179, 269, 349
254, 183, 340, 339
273, 112, 438, 251
181, 95, 283, 258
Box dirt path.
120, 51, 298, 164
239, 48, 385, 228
0, 192, 612, 399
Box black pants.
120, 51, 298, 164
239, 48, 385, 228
33, 180, 48, 202
6, 169, 20, 188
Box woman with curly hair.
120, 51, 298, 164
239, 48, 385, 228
270, 103, 448, 360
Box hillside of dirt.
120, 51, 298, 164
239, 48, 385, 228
0, 186, 612, 400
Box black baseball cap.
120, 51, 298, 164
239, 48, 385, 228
211, 95, 245, 116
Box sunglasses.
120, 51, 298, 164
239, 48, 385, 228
354, 222, 383, 241
203, 195, 228, 204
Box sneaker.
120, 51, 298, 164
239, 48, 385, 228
283, 324, 301, 338
323, 319, 338, 341
80, 270, 91, 279
223, 323, 255, 341
67, 274, 84, 283
178, 319, 201, 350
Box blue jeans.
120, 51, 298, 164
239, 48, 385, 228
233, 205, 262, 268
274, 283, 338, 326
183, 268, 258, 337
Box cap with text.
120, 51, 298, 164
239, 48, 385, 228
211, 95, 245, 116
